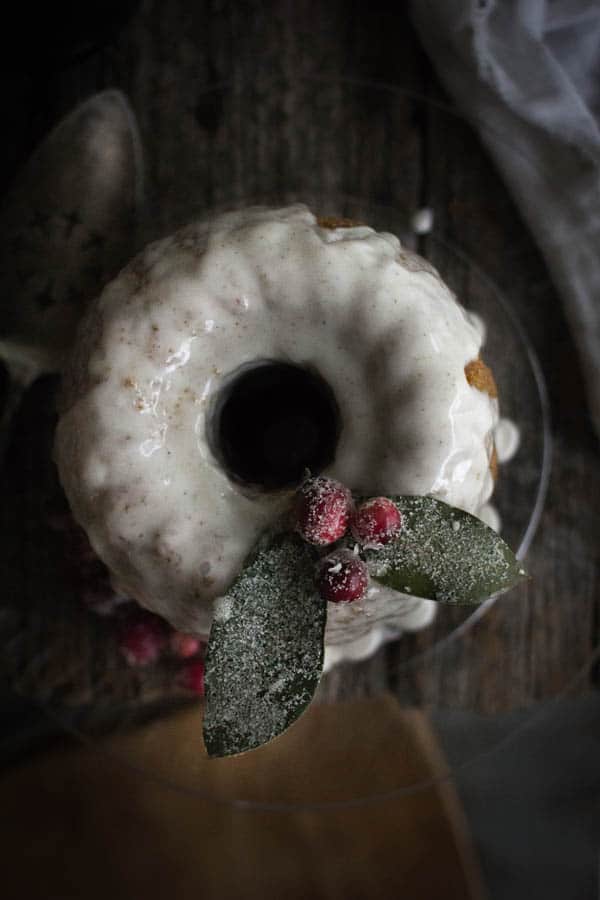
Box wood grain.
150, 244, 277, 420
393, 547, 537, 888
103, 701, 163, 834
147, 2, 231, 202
0, 701, 486, 900
1, 2, 598, 733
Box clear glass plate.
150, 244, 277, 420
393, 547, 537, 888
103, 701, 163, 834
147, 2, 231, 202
0, 77, 560, 807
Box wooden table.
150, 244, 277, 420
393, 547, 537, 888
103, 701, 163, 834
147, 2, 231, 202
1, 1, 599, 738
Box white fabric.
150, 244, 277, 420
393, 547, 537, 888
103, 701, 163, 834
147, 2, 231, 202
411, 0, 600, 436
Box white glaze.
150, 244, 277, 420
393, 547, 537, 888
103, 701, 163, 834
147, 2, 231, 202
494, 417, 520, 463
411, 207, 434, 235
55, 205, 499, 654
478, 503, 502, 533
466, 311, 487, 346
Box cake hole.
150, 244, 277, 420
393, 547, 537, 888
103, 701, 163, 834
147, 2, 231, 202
208, 361, 341, 490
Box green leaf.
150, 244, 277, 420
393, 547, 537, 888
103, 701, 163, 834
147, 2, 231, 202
203, 531, 325, 758
365, 496, 526, 605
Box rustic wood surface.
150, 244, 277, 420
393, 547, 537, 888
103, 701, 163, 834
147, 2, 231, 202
1, 1, 599, 738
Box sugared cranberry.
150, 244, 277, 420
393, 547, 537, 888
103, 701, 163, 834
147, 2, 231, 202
316, 550, 368, 604
177, 659, 205, 696
295, 476, 353, 546
117, 610, 168, 667
351, 497, 402, 548
170, 631, 202, 659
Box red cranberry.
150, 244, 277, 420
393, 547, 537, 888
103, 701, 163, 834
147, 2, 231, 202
351, 497, 402, 548
177, 659, 205, 696
170, 631, 202, 659
117, 610, 168, 667
316, 550, 368, 604
295, 476, 353, 546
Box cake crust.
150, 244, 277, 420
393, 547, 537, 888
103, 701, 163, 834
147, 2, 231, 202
317, 215, 362, 229
465, 357, 498, 399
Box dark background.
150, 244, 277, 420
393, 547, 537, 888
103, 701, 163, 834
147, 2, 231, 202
1, 2, 599, 897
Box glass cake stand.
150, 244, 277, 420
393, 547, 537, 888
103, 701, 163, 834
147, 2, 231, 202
0, 76, 570, 809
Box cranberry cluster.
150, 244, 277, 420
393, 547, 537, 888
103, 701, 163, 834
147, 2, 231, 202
294, 476, 403, 604
47, 509, 205, 694
117, 609, 205, 695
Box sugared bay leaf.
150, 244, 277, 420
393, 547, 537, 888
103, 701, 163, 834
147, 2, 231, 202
203, 531, 325, 757
365, 496, 526, 604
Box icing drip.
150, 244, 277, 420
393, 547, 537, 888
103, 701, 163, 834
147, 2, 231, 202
495, 417, 521, 463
